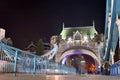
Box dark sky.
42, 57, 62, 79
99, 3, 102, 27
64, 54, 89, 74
0, 0, 106, 49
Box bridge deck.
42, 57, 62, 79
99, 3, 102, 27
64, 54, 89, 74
0, 73, 120, 80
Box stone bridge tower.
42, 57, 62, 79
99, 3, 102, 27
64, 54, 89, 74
53, 22, 104, 72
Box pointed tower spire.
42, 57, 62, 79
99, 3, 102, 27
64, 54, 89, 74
93, 20, 95, 27
62, 22, 65, 29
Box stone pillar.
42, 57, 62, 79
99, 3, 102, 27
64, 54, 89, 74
110, 49, 115, 64
97, 42, 101, 65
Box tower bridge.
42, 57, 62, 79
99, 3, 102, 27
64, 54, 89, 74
0, 0, 120, 76
0, 22, 103, 74
51, 21, 103, 73
0, 16, 103, 74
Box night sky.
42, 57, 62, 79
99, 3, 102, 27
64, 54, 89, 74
0, 0, 106, 49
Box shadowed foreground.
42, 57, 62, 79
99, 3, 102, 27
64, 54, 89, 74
0, 73, 120, 80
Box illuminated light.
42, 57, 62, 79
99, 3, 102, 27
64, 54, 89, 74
68, 37, 72, 41
84, 36, 87, 41
67, 37, 73, 44
89, 64, 96, 72
71, 58, 74, 61
55, 69, 59, 72
82, 36, 88, 43
98, 66, 101, 68
60, 29, 69, 40
81, 60, 86, 63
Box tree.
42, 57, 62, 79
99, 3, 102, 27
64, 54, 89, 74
36, 39, 44, 56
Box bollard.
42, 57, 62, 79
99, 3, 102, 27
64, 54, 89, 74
112, 65, 115, 76
116, 64, 119, 76
114, 65, 116, 76
110, 65, 113, 75
111, 65, 115, 76
118, 65, 120, 76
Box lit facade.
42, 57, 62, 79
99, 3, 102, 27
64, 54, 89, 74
60, 21, 97, 41
0, 28, 5, 41
53, 21, 103, 73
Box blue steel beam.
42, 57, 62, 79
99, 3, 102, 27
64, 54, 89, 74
105, 0, 117, 61
104, 0, 120, 61
103, 0, 109, 59
0, 41, 40, 59
116, 1, 120, 16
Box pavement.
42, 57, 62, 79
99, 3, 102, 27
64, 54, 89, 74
0, 73, 120, 80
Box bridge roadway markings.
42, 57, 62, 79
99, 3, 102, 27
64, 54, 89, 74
0, 74, 120, 80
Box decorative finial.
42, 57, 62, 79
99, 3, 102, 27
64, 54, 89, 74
62, 22, 65, 29
93, 20, 95, 27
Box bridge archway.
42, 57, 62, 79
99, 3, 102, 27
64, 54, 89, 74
59, 46, 101, 73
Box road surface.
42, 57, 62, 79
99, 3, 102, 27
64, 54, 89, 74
0, 73, 120, 80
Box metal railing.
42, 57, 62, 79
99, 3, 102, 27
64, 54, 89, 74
0, 42, 76, 75
110, 60, 120, 76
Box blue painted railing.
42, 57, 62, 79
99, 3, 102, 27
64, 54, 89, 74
0, 41, 76, 75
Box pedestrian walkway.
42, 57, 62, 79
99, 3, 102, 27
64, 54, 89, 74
0, 73, 120, 80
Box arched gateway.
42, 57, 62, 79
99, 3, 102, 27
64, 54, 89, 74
57, 46, 101, 73
53, 22, 103, 73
